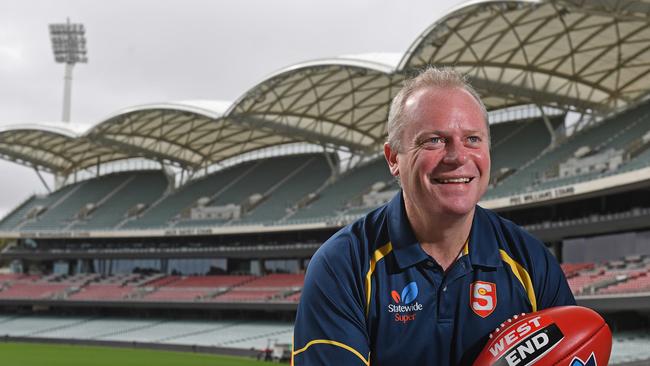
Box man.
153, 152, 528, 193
292, 67, 575, 365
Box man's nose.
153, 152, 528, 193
442, 141, 468, 165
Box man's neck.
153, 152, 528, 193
405, 202, 474, 272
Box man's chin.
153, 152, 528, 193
436, 201, 477, 218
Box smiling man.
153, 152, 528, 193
292, 67, 575, 366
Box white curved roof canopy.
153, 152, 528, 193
0, 125, 134, 174
89, 101, 228, 168
85, 100, 299, 170
228, 56, 403, 153
401, 0, 650, 113
4, 0, 650, 176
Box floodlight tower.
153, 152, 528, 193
49, 18, 87, 123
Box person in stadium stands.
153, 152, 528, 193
292, 67, 576, 365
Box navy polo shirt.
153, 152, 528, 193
292, 191, 575, 366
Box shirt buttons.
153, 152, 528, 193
425, 261, 434, 268
442, 286, 447, 292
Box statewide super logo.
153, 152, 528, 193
388, 282, 423, 324
570, 353, 597, 366
470, 281, 497, 318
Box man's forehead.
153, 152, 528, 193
416, 127, 487, 137
408, 85, 477, 102
405, 88, 486, 122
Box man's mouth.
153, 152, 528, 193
433, 177, 473, 184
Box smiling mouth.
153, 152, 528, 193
434, 177, 473, 184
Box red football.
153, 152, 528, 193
473, 306, 611, 366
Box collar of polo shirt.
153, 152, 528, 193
387, 190, 502, 270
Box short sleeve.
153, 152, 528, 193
535, 246, 577, 309
292, 234, 370, 366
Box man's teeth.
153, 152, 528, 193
437, 178, 471, 183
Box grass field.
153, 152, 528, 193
0, 342, 274, 366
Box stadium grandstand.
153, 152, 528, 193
2, 0, 650, 364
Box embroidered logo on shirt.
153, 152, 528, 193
391, 281, 418, 304
470, 281, 497, 318
388, 282, 422, 324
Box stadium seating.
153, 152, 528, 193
67, 284, 137, 301
0, 316, 87, 337
0, 273, 37, 282
485, 101, 650, 198
560, 262, 595, 278
140, 288, 209, 301
140, 274, 255, 301
289, 157, 393, 221
70, 171, 168, 230
284, 291, 301, 302
211, 273, 304, 302
598, 272, 650, 295
0, 184, 79, 231
4, 258, 650, 305
19, 173, 139, 231
174, 154, 328, 227
239, 154, 333, 223
1, 311, 644, 361
160, 275, 254, 287
0, 315, 293, 351
0, 273, 306, 302
121, 161, 257, 229
609, 330, 650, 365
489, 117, 558, 184
0, 282, 69, 300
238, 273, 304, 287
40, 318, 163, 340
562, 256, 650, 295
211, 289, 281, 302
97, 320, 235, 343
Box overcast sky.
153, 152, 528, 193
0, 0, 465, 218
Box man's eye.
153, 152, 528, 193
430, 137, 446, 144
468, 136, 481, 144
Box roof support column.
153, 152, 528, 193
33, 167, 52, 193
160, 161, 179, 192
571, 111, 596, 135
95, 156, 101, 178
537, 105, 558, 149
322, 146, 338, 180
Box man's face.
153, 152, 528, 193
384, 86, 490, 219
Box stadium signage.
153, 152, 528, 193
19, 231, 91, 238
164, 228, 214, 236
508, 186, 575, 206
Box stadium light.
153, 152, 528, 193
49, 18, 88, 123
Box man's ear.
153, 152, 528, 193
384, 142, 399, 177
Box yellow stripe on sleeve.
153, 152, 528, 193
365, 242, 393, 316
499, 249, 537, 312
292, 339, 370, 366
